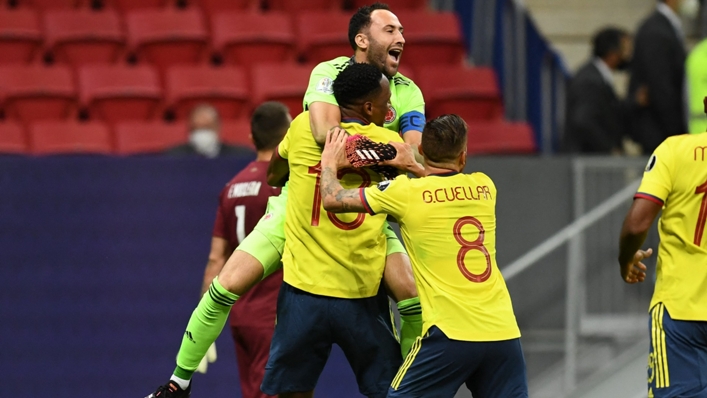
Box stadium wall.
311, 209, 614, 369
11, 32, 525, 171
0, 155, 574, 397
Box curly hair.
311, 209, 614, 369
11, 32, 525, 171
348, 2, 391, 50
333, 62, 383, 108
421, 115, 468, 163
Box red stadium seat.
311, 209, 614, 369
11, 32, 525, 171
0, 122, 28, 154
466, 120, 536, 155
114, 120, 188, 154
0, 9, 42, 64
212, 12, 295, 68
266, 0, 341, 12
220, 118, 254, 149
126, 8, 208, 73
296, 11, 352, 63
395, 11, 464, 65
352, 0, 428, 10
0, 65, 77, 122
415, 65, 503, 121
10, 0, 81, 10
165, 65, 249, 120
251, 63, 312, 116
100, 0, 167, 12
29, 120, 113, 155
78, 65, 162, 123
192, 0, 259, 13
44, 9, 125, 67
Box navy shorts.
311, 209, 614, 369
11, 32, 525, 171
261, 282, 402, 397
648, 303, 707, 397
388, 326, 528, 398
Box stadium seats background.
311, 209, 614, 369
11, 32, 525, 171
0, 0, 536, 155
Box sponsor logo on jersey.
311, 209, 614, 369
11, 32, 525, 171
263, 212, 273, 221
315, 77, 334, 94
385, 105, 397, 124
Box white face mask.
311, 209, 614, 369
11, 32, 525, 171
190, 129, 220, 158
680, 0, 700, 19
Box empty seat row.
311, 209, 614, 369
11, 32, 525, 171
0, 64, 502, 125
3, 0, 429, 13
0, 119, 254, 155
0, 8, 464, 67
0, 119, 534, 156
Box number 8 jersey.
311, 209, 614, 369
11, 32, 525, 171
361, 172, 521, 342
277, 112, 404, 299
636, 134, 707, 321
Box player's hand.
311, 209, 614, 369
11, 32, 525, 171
381, 142, 425, 177
322, 127, 351, 170
195, 342, 218, 374
622, 248, 652, 284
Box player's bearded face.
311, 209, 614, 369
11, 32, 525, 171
367, 35, 401, 79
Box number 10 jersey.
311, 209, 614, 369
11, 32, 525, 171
361, 172, 521, 342
277, 112, 404, 299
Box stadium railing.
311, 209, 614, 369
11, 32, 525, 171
501, 157, 655, 397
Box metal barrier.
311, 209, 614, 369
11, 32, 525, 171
502, 157, 657, 396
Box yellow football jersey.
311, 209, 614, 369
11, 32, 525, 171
362, 172, 521, 341
636, 134, 707, 321
278, 112, 404, 298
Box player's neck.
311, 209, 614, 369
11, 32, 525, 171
352, 51, 367, 64
424, 161, 462, 175
340, 109, 370, 125
255, 150, 274, 162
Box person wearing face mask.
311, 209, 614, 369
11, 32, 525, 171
564, 27, 635, 154
627, 0, 696, 153
168, 104, 251, 158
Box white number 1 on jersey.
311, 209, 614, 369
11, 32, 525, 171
235, 205, 246, 244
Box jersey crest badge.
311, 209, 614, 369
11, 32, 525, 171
377, 181, 391, 191
315, 77, 334, 94
385, 105, 397, 124
645, 154, 657, 172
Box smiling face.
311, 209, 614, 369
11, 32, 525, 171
362, 10, 405, 79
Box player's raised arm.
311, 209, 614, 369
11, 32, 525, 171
320, 129, 366, 213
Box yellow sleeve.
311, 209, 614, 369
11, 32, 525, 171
636, 139, 674, 205
277, 130, 291, 159
360, 175, 409, 220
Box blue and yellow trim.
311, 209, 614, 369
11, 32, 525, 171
651, 303, 670, 388
391, 336, 422, 390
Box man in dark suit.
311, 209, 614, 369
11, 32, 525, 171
168, 104, 252, 158
628, 0, 688, 153
564, 28, 633, 154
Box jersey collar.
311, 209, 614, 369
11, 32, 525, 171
428, 170, 459, 177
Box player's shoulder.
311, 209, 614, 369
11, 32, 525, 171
369, 123, 404, 143
314, 56, 350, 73
468, 171, 496, 187
391, 71, 415, 87
376, 174, 411, 191
289, 111, 310, 130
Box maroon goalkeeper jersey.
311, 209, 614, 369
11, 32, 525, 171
212, 160, 282, 328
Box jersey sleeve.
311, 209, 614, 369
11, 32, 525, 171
303, 61, 339, 110
277, 130, 291, 159
211, 188, 229, 239
360, 175, 410, 220
636, 140, 674, 205
398, 80, 426, 134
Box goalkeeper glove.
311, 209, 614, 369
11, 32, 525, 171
195, 342, 217, 374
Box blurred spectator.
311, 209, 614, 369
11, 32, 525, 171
687, 38, 707, 133
628, 0, 688, 153
167, 104, 251, 158
564, 28, 633, 154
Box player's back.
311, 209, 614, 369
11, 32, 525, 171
364, 171, 520, 341
638, 134, 707, 320
279, 112, 403, 299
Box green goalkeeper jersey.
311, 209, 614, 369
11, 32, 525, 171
303, 56, 426, 135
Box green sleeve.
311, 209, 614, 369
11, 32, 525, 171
401, 80, 426, 115
303, 61, 341, 111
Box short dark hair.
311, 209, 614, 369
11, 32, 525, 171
348, 2, 391, 50
333, 63, 383, 108
592, 27, 627, 59
421, 114, 468, 163
251, 102, 290, 151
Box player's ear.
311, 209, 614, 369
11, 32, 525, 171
458, 149, 467, 170
364, 101, 374, 118
355, 33, 369, 51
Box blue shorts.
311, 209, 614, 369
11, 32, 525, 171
261, 282, 402, 397
388, 326, 528, 398
648, 303, 707, 397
